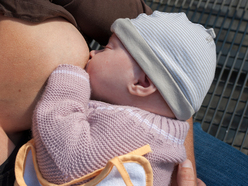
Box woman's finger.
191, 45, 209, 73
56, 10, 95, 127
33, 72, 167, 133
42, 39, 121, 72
177, 159, 196, 186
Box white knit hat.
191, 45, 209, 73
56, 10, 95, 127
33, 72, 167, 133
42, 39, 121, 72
111, 11, 216, 120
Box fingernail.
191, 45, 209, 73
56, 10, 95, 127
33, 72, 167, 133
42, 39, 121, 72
181, 159, 193, 169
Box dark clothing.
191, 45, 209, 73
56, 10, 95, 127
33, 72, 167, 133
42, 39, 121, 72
0, 130, 31, 186
0, 0, 77, 27
0, 0, 152, 45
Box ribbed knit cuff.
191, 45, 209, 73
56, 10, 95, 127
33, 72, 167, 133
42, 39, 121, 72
45, 64, 90, 104
164, 119, 189, 146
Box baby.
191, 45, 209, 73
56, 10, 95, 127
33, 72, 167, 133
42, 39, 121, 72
32, 11, 216, 185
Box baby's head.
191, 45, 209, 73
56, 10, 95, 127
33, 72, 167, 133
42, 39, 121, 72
87, 11, 216, 120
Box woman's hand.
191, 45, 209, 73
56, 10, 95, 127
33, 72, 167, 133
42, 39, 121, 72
177, 159, 206, 186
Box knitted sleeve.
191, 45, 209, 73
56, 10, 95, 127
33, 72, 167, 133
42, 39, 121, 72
32, 64, 91, 184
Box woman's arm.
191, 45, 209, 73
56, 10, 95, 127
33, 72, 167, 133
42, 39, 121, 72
0, 127, 15, 165
171, 117, 197, 186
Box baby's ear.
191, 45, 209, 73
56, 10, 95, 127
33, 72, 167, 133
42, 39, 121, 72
128, 73, 157, 97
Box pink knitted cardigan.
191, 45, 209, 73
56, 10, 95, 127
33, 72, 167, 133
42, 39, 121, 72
32, 64, 189, 186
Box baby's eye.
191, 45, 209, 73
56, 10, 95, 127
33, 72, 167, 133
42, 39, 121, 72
100, 46, 109, 51
105, 44, 112, 49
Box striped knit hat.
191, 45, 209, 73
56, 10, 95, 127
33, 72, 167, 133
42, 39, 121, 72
111, 11, 216, 120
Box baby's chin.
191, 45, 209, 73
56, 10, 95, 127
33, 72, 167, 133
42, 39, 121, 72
90, 93, 120, 106
90, 95, 102, 102
90, 93, 107, 103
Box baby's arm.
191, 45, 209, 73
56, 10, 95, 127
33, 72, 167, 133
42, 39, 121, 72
32, 64, 91, 184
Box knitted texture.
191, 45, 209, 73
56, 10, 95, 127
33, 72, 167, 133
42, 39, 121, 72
32, 65, 189, 186
111, 11, 216, 120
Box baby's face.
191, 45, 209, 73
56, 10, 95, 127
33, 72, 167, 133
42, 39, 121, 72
86, 34, 138, 104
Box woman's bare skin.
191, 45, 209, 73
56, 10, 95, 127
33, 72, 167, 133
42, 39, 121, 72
0, 15, 89, 164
